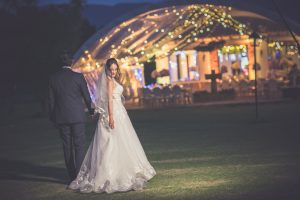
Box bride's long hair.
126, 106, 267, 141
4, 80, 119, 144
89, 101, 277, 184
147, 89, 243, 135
105, 58, 122, 84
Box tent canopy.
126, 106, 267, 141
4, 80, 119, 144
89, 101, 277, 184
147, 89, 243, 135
73, 1, 298, 72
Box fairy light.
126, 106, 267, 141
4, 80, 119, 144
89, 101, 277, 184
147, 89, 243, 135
76, 4, 251, 73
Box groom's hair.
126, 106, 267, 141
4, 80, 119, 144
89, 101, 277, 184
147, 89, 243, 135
61, 50, 73, 66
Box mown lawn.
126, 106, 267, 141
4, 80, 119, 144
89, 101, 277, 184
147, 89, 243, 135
1, 101, 300, 200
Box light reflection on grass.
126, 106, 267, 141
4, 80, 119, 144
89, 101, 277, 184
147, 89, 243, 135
1, 102, 300, 199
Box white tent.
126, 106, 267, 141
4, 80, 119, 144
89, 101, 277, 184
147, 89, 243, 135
73, 1, 299, 98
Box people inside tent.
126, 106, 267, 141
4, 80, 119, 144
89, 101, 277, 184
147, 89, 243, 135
288, 64, 300, 87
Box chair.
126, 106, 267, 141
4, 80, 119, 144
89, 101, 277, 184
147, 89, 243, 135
182, 87, 192, 104
257, 79, 266, 97
162, 86, 173, 106
248, 79, 266, 98
152, 87, 163, 107
141, 88, 153, 107
172, 85, 182, 104
265, 79, 281, 99
237, 80, 250, 97
221, 80, 232, 90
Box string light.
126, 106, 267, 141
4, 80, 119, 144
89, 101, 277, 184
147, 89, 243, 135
76, 4, 251, 73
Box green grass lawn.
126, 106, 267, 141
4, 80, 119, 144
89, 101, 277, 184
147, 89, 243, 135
1, 101, 300, 200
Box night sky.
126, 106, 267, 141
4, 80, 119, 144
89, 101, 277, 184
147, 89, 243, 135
38, 0, 299, 23
39, 0, 161, 5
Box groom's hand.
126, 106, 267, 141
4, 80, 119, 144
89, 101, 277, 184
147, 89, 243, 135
91, 113, 99, 121
88, 108, 98, 121
89, 108, 95, 116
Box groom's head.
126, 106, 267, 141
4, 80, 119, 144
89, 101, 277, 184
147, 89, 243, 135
61, 50, 73, 66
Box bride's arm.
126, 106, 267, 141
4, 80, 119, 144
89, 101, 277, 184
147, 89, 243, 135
107, 77, 114, 129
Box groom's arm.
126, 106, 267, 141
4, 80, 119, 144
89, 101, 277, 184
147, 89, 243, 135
79, 74, 94, 115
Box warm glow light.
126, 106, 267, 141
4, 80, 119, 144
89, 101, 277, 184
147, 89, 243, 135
74, 4, 254, 95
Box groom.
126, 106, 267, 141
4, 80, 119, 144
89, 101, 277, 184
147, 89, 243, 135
47, 52, 94, 182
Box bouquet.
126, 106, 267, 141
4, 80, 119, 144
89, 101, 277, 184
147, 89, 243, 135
95, 106, 110, 130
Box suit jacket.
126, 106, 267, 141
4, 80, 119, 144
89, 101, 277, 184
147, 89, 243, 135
48, 67, 94, 124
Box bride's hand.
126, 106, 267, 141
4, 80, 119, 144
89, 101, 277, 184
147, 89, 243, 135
109, 116, 115, 129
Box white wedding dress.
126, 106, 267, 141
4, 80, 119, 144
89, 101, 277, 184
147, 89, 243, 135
69, 79, 156, 193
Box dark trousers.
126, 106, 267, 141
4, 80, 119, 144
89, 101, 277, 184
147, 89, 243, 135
58, 123, 86, 181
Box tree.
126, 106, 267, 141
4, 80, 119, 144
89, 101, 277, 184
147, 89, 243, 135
0, 0, 96, 115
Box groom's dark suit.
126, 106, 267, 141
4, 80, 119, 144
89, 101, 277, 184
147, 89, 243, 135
48, 67, 94, 181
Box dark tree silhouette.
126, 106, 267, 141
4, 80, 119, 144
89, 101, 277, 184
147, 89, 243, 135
0, 0, 96, 115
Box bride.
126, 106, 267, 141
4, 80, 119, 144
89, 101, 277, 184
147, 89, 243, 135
69, 58, 156, 193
